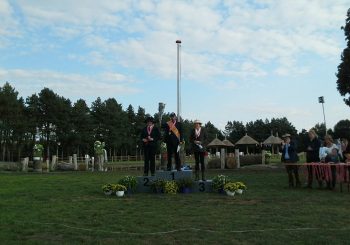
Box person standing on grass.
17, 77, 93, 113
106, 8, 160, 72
190, 119, 208, 181
141, 116, 160, 176
163, 112, 184, 171
343, 141, 350, 179
281, 134, 301, 188
319, 135, 339, 190
305, 129, 321, 188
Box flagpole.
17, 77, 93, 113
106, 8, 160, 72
176, 40, 181, 122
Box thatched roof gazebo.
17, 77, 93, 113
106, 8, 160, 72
235, 134, 259, 154
222, 138, 235, 147
263, 134, 283, 154
207, 137, 226, 153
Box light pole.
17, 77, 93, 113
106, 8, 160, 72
57, 142, 60, 160
176, 40, 182, 121
318, 96, 327, 132
158, 102, 165, 126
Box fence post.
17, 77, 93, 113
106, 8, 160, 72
85, 155, 89, 171
73, 154, 78, 170
51, 155, 57, 171
91, 157, 95, 172
21, 157, 29, 172
262, 150, 266, 165
235, 149, 240, 169
220, 148, 225, 169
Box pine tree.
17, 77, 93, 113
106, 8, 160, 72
336, 8, 350, 106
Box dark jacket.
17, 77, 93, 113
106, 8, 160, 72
189, 127, 208, 152
140, 126, 160, 148
162, 120, 183, 145
281, 141, 299, 163
305, 137, 321, 162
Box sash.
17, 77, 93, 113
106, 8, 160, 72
195, 128, 201, 138
167, 121, 180, 141
147, 126, 153, 136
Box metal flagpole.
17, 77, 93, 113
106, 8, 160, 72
318, 96, 327, 131
176, 40, 181, 122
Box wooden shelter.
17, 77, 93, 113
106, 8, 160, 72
222, 139, 235, 147
263, 134, 283, 154
207, 138, 226, 153
235, 134, 259, 154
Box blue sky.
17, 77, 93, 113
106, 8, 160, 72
0, 0, 349, 131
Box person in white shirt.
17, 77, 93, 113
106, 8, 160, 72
319, 135, 339, 190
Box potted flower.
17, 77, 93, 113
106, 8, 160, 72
113, 184, 127, 197
118, 176, 137, 194
224, 182, 238, 197
164, 180, 179, 194
150, 179, 166, 194
265, 151, 272, 164
176, 178, 193, 194
212, 174, 230, 193
102, 184, 114, 195
235, 182, 247, 194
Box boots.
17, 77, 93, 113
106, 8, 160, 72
195, 171, 199, 181
201, 170, 206, 181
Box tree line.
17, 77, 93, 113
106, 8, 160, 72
1, 82, 350, 162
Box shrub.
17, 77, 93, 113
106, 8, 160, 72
113, 184, 127, 192
118, 176, 137, 191
164, 181, 179, 194
212, 174, 230, 191
224, 182, 238, 192
150, 179, 166, 193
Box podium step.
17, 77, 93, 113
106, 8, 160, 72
155, 170, 192, 180
136, 176, 157, 193
136, 175, 213, 193
193, 180, 213, 193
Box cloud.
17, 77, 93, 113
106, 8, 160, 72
0, 68, 140, 101
0, 0, 21, 47
3, 0, 348, 87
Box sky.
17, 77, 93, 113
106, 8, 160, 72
0, 0, 349, 132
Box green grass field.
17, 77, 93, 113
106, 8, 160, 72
1, 169, 350, 244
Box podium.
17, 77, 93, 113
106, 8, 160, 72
136, 170, 213, 193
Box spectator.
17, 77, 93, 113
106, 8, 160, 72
281, 134, 300, 188
305, 129, 321, 188
319, 135, 339, 190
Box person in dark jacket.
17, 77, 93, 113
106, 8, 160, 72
305, 129, 321, 188
141, 116, 160, 176
189, 119, 208, 181
163, 112, 184, 171
281, 134, 300, 188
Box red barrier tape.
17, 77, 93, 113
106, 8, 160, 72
284, 162, 350, 184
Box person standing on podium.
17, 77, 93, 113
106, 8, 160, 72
163, 112, 184, 171
141, 116, 160, 176
190, 119, 208, 181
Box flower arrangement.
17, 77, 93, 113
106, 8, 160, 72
265, 151, 272, 164
224, 182, 238, 192
164, 180, 179, 194
177, 178, 193, 188
235, 182, 247, 190
150, 179, 166, 193
102, 184, 114, 193
118, 176, 137, 191
212, 174, 230, 192
113, 184, 127, 192
176, 178, 193, 193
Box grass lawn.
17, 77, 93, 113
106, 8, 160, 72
1, 169, 350, 245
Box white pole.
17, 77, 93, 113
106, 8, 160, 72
176, 40, 181, 121
321, 103, 327, 131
